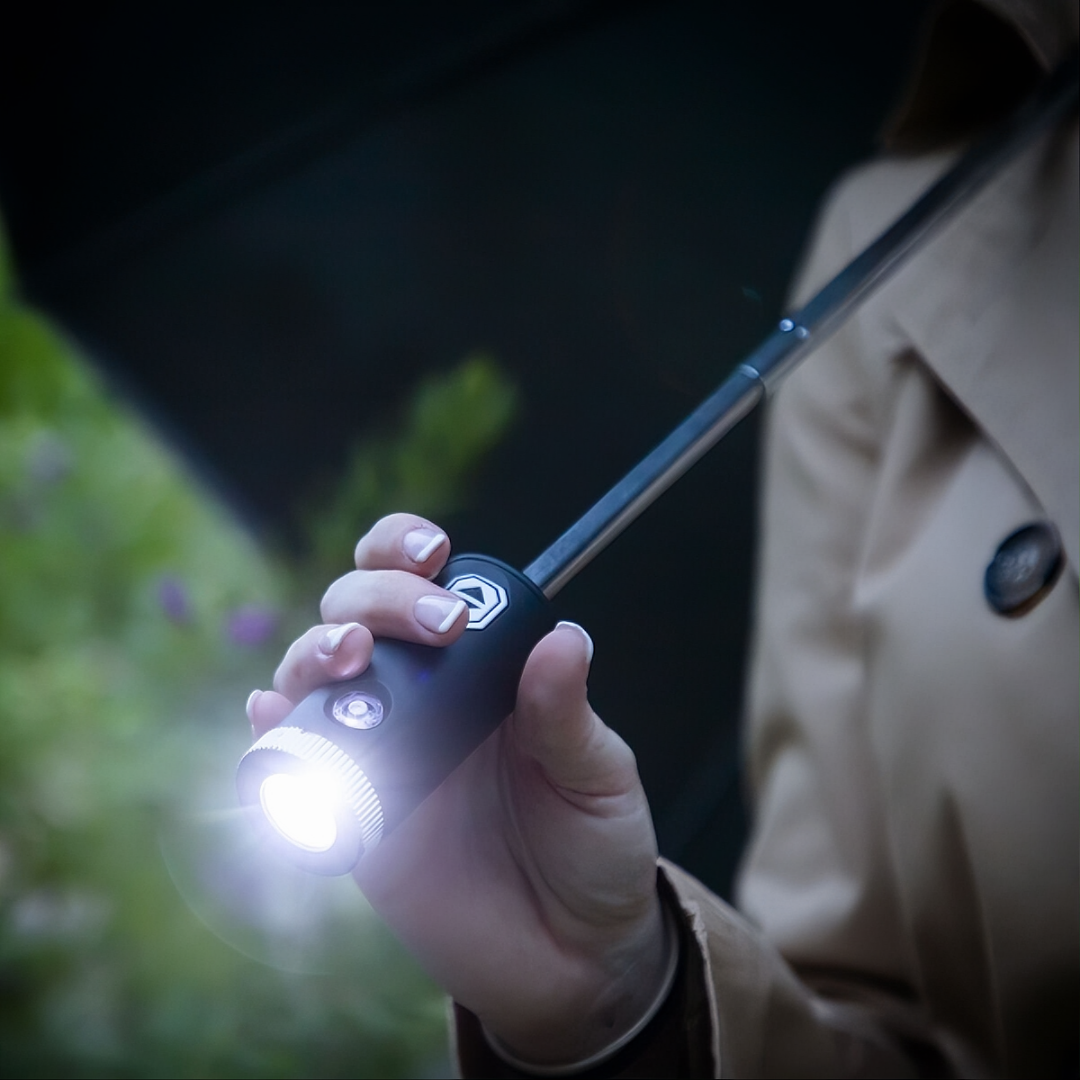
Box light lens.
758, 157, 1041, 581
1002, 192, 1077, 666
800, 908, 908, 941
259, 773, 339, 852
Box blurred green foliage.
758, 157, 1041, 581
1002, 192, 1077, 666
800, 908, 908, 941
303, 353, 517, 588
0, 220, 517, 1077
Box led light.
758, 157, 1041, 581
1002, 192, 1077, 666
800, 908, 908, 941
259, 773, 338, 852
237, 725, 385, 874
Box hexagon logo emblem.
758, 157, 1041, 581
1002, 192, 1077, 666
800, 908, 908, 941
446, 573, 509, 631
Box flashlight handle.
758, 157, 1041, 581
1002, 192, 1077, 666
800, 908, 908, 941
272, 554, 552, 838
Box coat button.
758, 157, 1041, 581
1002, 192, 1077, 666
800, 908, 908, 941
984, 522, 1063, 617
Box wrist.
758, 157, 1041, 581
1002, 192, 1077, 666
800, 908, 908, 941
480, 888, 681, 1075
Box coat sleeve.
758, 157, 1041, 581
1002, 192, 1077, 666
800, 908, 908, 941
452, 169, 948, 1078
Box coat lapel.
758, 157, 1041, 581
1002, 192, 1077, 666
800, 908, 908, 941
887, 122, 1079, 571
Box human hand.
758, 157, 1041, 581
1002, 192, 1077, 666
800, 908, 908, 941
247, 514, 671, 1068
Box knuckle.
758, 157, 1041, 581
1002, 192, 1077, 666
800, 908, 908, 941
354, 512, 446, 570
356, 513, 402, 552
271, 656, 292, 695
352, 515, 392, 565
317, 569, 418, 635
319, 571, 356, 621
352, 530, 373, 566
272, 629, 317, 694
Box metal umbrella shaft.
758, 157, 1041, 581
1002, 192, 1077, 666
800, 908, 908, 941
524, 48, 1079, 599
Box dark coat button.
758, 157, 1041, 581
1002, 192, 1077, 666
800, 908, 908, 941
984, 522, 1064, 617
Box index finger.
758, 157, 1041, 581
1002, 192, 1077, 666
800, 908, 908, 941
354, 513, 451, 578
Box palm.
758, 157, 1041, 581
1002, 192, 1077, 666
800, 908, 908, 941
353, 697, 659, 1031
342, 623, 665, 1068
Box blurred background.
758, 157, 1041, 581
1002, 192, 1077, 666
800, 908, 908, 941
0, 2, 932, 1075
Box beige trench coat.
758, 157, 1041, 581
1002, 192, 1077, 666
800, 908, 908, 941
672, 109, 1079, 1078
455, 5, 1079, 1075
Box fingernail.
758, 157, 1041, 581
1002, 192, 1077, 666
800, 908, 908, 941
556, 620, 594, 664
246, 689, 263, 721
403, 526, 447, 564
318, 622, 361, 656
415, 595, 467, 634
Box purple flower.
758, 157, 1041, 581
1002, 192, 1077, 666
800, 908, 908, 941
27, 433, 73, 485
227, 605, 278, 647
157, 576, 191, 624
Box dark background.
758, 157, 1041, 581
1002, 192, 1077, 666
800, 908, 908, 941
0, 0, 932, 896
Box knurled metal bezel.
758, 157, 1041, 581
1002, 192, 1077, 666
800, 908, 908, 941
244, 726, 384, 854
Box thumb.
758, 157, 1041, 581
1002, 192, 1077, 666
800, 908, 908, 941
512, 622, 640, 798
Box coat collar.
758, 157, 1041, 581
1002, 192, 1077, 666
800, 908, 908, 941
884, 120, 1079, 572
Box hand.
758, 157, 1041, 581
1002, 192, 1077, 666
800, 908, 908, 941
247, 514, 670, 1067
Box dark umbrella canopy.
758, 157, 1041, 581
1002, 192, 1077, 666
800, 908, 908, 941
0, 0, 931, 895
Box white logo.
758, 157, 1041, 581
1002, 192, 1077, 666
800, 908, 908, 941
446, 573, 509, 630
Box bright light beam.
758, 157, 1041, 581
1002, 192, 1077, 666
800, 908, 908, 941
260, 773, 339, 853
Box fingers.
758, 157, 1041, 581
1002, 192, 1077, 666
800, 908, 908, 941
246, 513, 462, 743
247, 689, 294, 739
271, 621, 375, 703
512, 622, 640, 801
353, 513, 451, 577
321, 569, 470, 644
320, 514, 469, 644
245, 621, 377, 738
